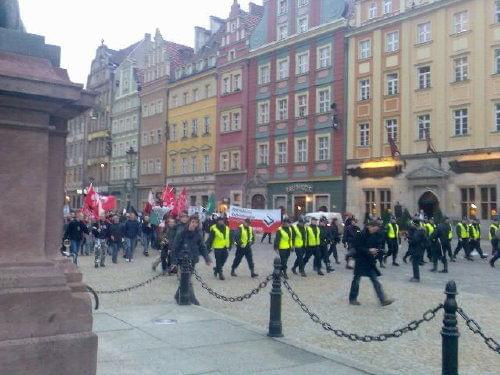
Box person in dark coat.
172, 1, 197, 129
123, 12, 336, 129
172, 216, 212, 305
64, 212, 89, 263
348, 220, 394, 306
319, 217, 334, 273
123, 212, 140, 262
140, 215, 154, 256
407, 219, 427, 282
430, 218, 450, 273
328, 218, 341, 265
91, 214, 110, 268
108, 215, 123, 264
343, 217, 360, 269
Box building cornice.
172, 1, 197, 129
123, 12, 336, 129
169, 68, 217, 89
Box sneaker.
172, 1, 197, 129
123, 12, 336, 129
100, 264, 105, 267
349, 300, 361, 306
381, 298, 395, 306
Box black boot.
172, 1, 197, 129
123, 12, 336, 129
300, 270, 307, 277
291, 266, 297, 275
250, 270, 258, 278
219, 272, 225, 281
231, 269, 237, 277
282, 271, 289, 280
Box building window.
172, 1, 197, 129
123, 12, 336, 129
277, 57, 289, 80
228, 49, 236, 61
359, 78, 370, 101
454, 56, 468, 82
180, 158, 188, 174
454, 108, 468, 136
385, 119, 398, 142
278, 0, 288, 14
278, 23, 288, 40
359, 39, 371, 59
155, 159, 161, 174
276, 141, 288, 165
461, 187, 475, 219
379, 189, 392, 214
382, 0, 392, 15
231, 151, 240, 170
296, 51, 309, 75
385, 31, 399, 53
317, 87, 331, 114
297, 16, 308, 33
418, 66, 431, 89
233, 74, 241, 91
191, 156, 196, 174
191, 119, 198, 137
148, 160, 154, 174
495, 49, 500, 74
204, 116, 210, 134
221, 114, 230, 132
182, 122, 188, 138
298, 0, 309, 7
453, 11, 468, 34
495, 103, 500, 132
192, 89, 198, 102
417, 22, 431, 44
276, 97, 288, 121
480, 187, 497, 220
365, 189, 376, 217
386, 72, 398, 95
220, 152, 229, 172
296, 93, 308, 118
183, 92, 189, 105
232, 111, 241, 130
417, 114, 431, 140
368, 1, 377, 19
258, 64, 270, 85
258, 101, 270, 124
171, 124, 177, 141
316, 135, 330, 161
141, 161, 147, 175
359, 123, 370, 146
202, 155, 210, 173
317, 45, 331, 69
295, 138, 307, 163
257, 143, 269, 165
222, 77, 230, 94
205, 84, 211, 98
496, 0, 500, 23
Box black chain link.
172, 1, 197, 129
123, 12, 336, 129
91, 273, 163, 294
282, 278, 443, 342
191, 267, 273, 302
457, 307, 500, 354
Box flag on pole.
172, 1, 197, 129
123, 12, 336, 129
206, 193, 216, 214
387, 134, 401, 158
161, 184, 175, 211
144, 189, 154, 215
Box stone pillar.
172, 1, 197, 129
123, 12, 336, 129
0, 28, 97, 375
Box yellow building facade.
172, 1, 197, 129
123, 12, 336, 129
346, 0, 500, 224
167, 69, 217, 207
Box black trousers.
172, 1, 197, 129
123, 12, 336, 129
328, 243, 338, 262
454, 239, 470, 257
303, 246, 321, 271
468, 239, 485, 257
442, 240, 452, 260
491, 240, 499, 265
278, 249, 291, 272
411, 249, 422, 280
349, 270, 386, 303
432, 242, 448, 270
160, 246, 170, 272
292, 247, 306, 272
261, 232, 272, 243
385, 239, 399, 263
214, 249, 229, 274
319, 244, 330, 266
232, 245, 254, 271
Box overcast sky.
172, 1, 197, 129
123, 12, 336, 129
19, 0, 254, 86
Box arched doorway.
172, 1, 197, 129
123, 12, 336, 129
251, 194, 266, 209
418, 191, 440, 219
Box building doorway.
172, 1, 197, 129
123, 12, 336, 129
251, 194, 266, 209
418, 191, 440, 219
293, 195, 306, 219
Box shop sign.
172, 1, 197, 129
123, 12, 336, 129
286, 183, 313, 194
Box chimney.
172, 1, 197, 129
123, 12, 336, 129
144, 33, 151, 41
209, 16, 224, 34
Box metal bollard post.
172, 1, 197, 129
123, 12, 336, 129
268, 257, 283, 337
441, 280, 459, 375
178, 255, 191, 305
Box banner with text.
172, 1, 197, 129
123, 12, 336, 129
228, 206, 281, 232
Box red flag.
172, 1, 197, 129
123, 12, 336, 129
98, 195, 116, 212
144, 190, 154, 215
177, 187, 188, 214
161, 185, 175, 211
83, 184, 98, 219
387, 134, 401, 158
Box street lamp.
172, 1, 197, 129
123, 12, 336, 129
125, 146, 137, 210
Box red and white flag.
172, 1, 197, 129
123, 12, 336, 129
144, 190, 155, 215
161, 185, 175, 211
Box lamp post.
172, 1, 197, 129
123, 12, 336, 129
125, 146, 137, 210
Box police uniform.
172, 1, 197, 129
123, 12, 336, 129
489, 221, 499, 267
207, 222, 231, 280
453, 221, 470, 259
303, 222, 323, 275
291, 222, 308, 276
273, 224, 293, 278
408, 221, 427, 281
384, 221, 400, 265
468, 221, 487, 259
430, 221, 449, 273
231, 223, 258, 277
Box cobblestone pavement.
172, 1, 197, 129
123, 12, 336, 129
81, 239, 499, 375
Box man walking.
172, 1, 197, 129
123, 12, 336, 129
291, 217, 308, 277
430, 217, 450, 273
469, 219, 487, 259
206, 216, 231, 280
109, 215, 122, 264
64, 212, 89, 264
319, 217, 334, 273
231, 218, 258, 278
140, 215, 154, 257
274, 218, 293, 279
383, 217, 400, 266
123, 212, 140, 262
342, 216, 360, 270
489, 218, 499, 267
453, 218, 470, 260
348, 220, 394, 306
407, 219, 427, 282
92, 214, 110, 268
303, 217, 323, 276
328, 217, 341, 265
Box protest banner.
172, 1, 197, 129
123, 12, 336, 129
227, 205, 281, 232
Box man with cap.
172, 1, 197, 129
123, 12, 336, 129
407, 218, 427, 282
348, 219, 394, 306
319, 216, 334, 273
206, 215, 231, 280
430, 217, 450, 273
303, 217, 324, 275
274, 218, 293, 279
489, 217, 499, 267
291, 216, 308, 277
231, 218, 259, 278
383, 216, 400, 266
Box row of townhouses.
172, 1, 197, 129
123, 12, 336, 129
66, 0, 500, 224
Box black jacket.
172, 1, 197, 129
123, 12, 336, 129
109, 223, 123, 244
91, 220, 110, 240
343, 224, 360, 246
329, 224, 340, 244
432, 223, 451, 244
408, 226, 427, 255
319, 225, 332, 247
352, 228, 381, 277
64, 220, 89, 241
172, 228, 210, 265
141, 221, 154, 235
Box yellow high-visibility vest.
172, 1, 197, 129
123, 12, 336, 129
386, 223, 399, 239
277, 227, 292, 250
490, 224, 499, 240
306, 225, 320, 247
292, 224, 304, 248
469, 224, 480, 240
447, 223, 453, 240
456, 223, 468, 239
424, 223, 435, 236
239, 224, 253, 247
210, 224, 230, 249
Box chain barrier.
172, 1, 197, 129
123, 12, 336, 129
457, 307, 500, 354
282, 277, 443, 342
191, 266, 273, 302
90, 273, 163, 294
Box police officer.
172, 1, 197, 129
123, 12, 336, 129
423, 219, 435, 262
342, 216, 360, 270
92, 214, 110, 268
489, 217, 499, 267
274, 218, 293, 279
328, 217, 341, 265
453, 218, 470, 260
430, 218, 449, 273
319, 217, 334, 273
443, 217, 454, 261
206, 216, 231, 280
469, 219, 487, 259
348, 220, 394, 307
231, 218, 258, 278
383, 217, 400, 266
291, 217, 308, 277
303, 217, 323, 276
408, 219, 427, 282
